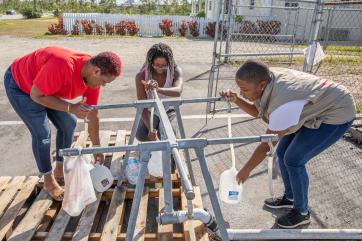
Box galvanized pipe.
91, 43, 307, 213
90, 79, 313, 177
172, 148, 195, 200
174, 105, 196, 186
194, 148, 229, 241
125, 151, 149, 241
60, 135, 278, 157
88, 97, 222, 111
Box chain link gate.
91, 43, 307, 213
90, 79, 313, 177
206, 0, 362, 114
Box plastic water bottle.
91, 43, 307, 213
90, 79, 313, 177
219, 167, 243, 204
148, 151, 163, 177
125, 157, 140, 185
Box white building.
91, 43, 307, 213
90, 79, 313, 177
205, 0, 362, 41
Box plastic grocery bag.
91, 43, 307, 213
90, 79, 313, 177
303, 42, 326, 66
62, 154, 97, 216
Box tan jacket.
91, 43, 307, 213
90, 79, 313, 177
254, 67, 356, 134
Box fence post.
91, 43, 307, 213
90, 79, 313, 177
303, 0, 324, 73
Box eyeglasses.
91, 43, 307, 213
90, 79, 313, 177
152, 64, 168, 70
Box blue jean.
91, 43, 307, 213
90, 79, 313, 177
4, 66, 77, 175
276, 121, 353, 213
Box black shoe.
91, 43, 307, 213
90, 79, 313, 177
277, 208, 311, 229
264, 195, 293, 209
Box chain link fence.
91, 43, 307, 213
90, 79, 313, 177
208, 0, 362, 113
202, 0, 362, 233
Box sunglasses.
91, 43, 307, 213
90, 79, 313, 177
152, 64, 168, 70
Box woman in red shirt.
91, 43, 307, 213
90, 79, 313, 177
4, 46, 122, 201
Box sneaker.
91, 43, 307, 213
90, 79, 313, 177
277, 208, 311, 228
264, 195, 293, 209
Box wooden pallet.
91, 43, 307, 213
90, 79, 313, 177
0, 179, 209, 241
0, 130, 209, 241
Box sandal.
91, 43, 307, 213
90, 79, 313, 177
44, 185, 64, 202
54, 176, 64, 186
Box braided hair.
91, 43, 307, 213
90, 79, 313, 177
142, 43, 176, 81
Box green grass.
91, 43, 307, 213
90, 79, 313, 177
357, 105, 362, 114
0, 17, 57, 37
296, 44, 362, 53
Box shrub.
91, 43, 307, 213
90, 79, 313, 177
95, 23, 105, 35
81, 19, 95, 35
187, 19, 199, 37
196, 11, 205, 18
71, 20, 80, 35
115, 20, 127, 35
205, 21, 216, 38
48, 17, 67, 35
126, 21, 139, 36
104, 22, 114, 35
159, 18, 173, 36
20, 7, 42, 19
205, 21, 227, 38
178, 20, 187, 36
53, 8, 61, 17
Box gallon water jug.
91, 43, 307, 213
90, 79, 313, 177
148, 151, 163, 177
219, 167, 243, 204
219, 105, 243, 204
90, 164, 114, 192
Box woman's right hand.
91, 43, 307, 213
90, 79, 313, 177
148, 130, 158, 141
69, 99, 91, 119
219, 89, 238, 103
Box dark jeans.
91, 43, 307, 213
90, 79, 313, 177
276, 121, 353, 213
136, 109, 179, 141
4, 66, 77, 175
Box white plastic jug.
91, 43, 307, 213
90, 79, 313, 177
219, 110, 243, 204
148, 151, 163, 177
90, 164, 114, 192
219, 167, 243, 204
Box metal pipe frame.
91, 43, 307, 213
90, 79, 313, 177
59, 94, 279, 241
89, 97, 221, 111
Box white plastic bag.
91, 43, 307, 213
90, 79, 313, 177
62, 154, 97, 216
303, 42, 326, 66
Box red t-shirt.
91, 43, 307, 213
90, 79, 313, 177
11, 46, 100, 105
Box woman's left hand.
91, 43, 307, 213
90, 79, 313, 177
236, 167, 251, 185
94, 153, 104, 165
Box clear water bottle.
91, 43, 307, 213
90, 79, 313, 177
125, 157, 140, 185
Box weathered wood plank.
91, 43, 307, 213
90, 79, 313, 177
8, 189, 53, 241
100, 186, 127, 241
133, 187, 149, 241
181, 187, 209, 241
157, 188, 173, 241
0, 176, 39, 240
